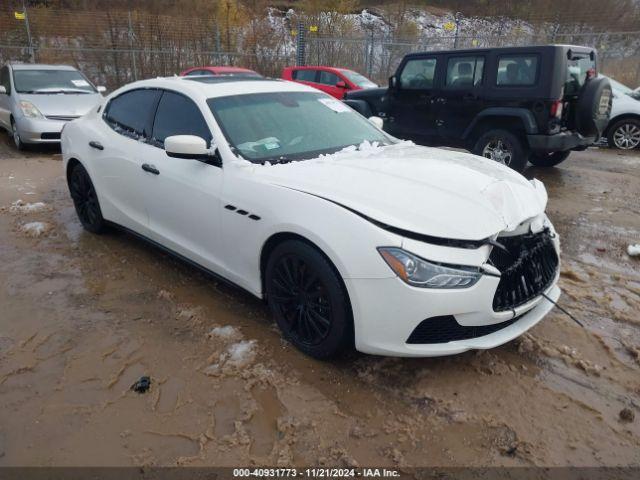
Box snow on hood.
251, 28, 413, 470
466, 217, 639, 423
245, 142, 548, 241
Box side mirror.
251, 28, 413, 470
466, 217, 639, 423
165, 135, 213, 160
0, 86, 6, 94
368, 116, 384, 129
96, 86, 107, 93
389, 75, 398, 90
336, 81, 347, 89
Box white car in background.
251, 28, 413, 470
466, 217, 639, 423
61, 75, 560, 358
603, 76, 640, 149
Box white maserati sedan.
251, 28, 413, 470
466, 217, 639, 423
61, 75, 561, 358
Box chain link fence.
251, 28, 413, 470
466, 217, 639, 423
1, 5, 639, 90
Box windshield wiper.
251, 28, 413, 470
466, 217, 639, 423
32, 88, 91, 94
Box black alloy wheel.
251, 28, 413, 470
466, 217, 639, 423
68, 163, 106, 233
265, 240, 352, 358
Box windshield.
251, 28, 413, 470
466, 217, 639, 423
13, 69, 96, 94
208, 91, 391, 163
339, 69, 377, 88
565, 55, 596, 96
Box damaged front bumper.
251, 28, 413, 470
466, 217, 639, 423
346, 219, 561, 357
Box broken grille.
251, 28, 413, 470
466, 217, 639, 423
490, 229, 558, 312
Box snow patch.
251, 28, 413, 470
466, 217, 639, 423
9, 199, 48, 214
628, 244, 640, 257
20, 221, 52, 237
204, 340, 257, 375
207, 325, 241, 341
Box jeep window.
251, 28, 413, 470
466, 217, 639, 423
445, 56, 485, 88
565, 55, 596, 96
399, 58, 437, 89
496, 55, 538, 86
293, 69, 317, 82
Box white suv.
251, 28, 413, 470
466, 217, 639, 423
604, 76, 640, 150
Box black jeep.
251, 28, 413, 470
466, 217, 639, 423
345, 45, 612, 172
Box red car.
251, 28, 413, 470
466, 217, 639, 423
281, 66, 377, 99
180, 66, 261, 78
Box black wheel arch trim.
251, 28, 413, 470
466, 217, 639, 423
463, 108, 539, 139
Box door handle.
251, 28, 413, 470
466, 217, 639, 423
141, 163, 160, 175
463, 93, 478, 100
89, 141, 104, 150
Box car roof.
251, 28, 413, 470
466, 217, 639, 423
9, 63, 78, 71
181, 66, 258, 75
112, 76, 319, 101
285, 65, 344, 71
403, 44, 594, 58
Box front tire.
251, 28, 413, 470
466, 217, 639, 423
68, 163, 107, 234
265, 240, 353, 359
528, 150, 571, 167
472, 129, 528, 173
607, 119, 640, 150
11, 119, 25, 151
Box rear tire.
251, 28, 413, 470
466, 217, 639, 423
607, 118, 640, 150
68, 163, 107, 234
265, 240, 353, 359
528, 150, 571, 167
472, 129, 529, 173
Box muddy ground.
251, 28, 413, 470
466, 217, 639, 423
0, 131, 639, 468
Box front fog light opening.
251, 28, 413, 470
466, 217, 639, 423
378, 247, 481, 289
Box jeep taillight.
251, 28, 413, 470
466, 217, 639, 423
550, 100, 563, 119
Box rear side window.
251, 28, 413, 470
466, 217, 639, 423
496, 55, 538, 86
318, 71, 340, 86
399, 58, 437, 89
293, 69, 317, 82
104, 89, 159, 138
151, 91, 211, 147
445, 56, 485, 88
565, 54, 596, 96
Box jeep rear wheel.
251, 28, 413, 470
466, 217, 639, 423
528, 150, 571, 167
472, 129, 528, 173
607, 119, 640, 150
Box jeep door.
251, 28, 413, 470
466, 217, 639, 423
386, 55, 441, 143
435, 55, 486, 143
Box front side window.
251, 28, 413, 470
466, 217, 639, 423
152, 91, 212, 147
208, 91, 392, 163
12, 69, 96, 94
339, 69, 377, 88
0, 67, 11, 94
293, 69, 317, 82
496, 55, 538, 86
399, 58, 437, 90
103, 89, 160, 139
318, 71, 340, 86
445, 56, 485, 88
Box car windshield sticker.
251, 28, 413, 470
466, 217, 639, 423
71, 79, 90, 87
318, 98, 350, 113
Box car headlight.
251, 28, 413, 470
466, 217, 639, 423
378, 247, 482, 289
19, 100, 44, 119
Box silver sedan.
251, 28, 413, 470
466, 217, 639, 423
0, 63, 105, 150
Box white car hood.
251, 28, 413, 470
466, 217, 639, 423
250, 142, 548, 241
